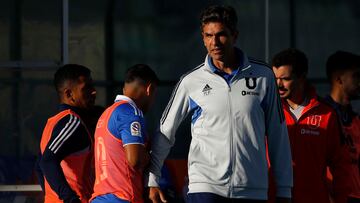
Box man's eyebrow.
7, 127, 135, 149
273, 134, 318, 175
204, 30, 227, 36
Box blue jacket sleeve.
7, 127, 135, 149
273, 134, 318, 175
263, 72, 293, 198
147, 78, 190, 187
34, 152, 45, 192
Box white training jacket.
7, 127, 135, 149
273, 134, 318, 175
147, 49, 293, 200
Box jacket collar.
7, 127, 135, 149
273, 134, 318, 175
324, 95, 356, 124
59, 103, 82, 114
282, 84, 320, 117
203, 47, 250, 73
306, 84, 320, 108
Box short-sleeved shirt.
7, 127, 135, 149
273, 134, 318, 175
107, 99, 147, 146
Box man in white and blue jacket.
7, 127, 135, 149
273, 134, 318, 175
147, 5, 293, 203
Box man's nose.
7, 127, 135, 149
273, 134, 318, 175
210, 36, 220, 46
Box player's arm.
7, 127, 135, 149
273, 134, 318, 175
35, 152, 45, 192
39, 114, 90, 203
148, 79, 189, 185
124, 143, 150, 170
110, 104, 150, 170
147, 79, 190, 203
263, 72, 293, 199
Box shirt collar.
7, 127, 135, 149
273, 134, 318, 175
59, 103, 81, 114
207, 48, 245, 74
114, 95, 138, 108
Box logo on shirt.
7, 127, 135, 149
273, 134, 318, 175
242, 77, 259, 96
202, 84, 212, 96
130, 121, 141, 136
245, 77, 257, 89
306, 115, 322, 129
300, 115, 322, 136
300, 128, 320, 136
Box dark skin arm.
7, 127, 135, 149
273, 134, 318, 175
124, 144, 150, 170
125, 144, 166, 203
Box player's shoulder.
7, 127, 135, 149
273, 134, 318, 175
51, 111, 85, 140
180, 63, 205, 81
113, 102, 143, 118
317, 97, 339, 116
248, 57, 271, 68
55, 110, 82, 125
248, 57, 273, 75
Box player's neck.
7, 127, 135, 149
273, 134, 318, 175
330, 88, 351, 106
286, 91, 306, 110
212, 52, 239, 74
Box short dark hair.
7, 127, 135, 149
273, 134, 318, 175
272, 48, 308, 78
54, 64, 91, 92
125, 64, 159, 85
326, 51, 360, 81
200, 5, 238, 34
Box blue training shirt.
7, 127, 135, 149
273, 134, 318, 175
107, 95, 146, 146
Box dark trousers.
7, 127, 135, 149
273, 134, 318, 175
187, 192, 266, 203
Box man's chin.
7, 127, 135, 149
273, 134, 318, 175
279, 94, 289, 99
210, 54, 225, 61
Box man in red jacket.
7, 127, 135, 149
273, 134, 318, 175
325, 51, 360, 203
270, 48, 349, 203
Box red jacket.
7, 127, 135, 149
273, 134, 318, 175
268, 86, 349, 203
324, 95, 360, 202
340, 116, 360, 201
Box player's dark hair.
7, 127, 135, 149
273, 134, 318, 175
326, 51, 360, 81
54, 64, 91, 93
200, 5, 238, 34
125, 64, 159, 85
272, 48, 308, 78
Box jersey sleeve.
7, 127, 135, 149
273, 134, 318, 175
39, 114, 90, 202
147, 78, 190, 187
263, 71, 293, 198
108, 103, 146, 146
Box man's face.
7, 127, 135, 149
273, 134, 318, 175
71, 75, 96, 109
273, 65, 300, 100
341, 67, 360, 100
202, 22, 237, 62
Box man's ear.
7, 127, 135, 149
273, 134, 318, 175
335, 75, 343, 85
146, 83, 153, 96
64, 88, 74, 101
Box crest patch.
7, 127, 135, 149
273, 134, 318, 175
130, 121, 141, 136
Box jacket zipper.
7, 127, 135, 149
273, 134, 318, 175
209, 70, 234, 197
228, 84, 235, 197
227, 66, 248, 197
207, 66, 245, 197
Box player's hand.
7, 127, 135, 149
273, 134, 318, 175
276, 197, 292, 203
148, 187, 167, 203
